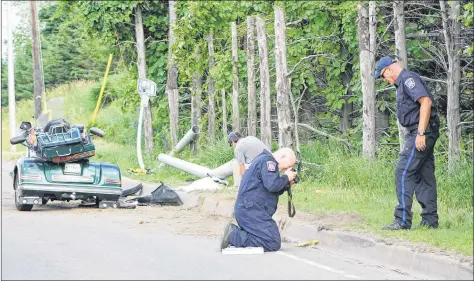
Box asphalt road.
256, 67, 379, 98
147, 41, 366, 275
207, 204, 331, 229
1, 160, 423, 280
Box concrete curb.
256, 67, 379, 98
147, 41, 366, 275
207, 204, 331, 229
197, 194, 473, 280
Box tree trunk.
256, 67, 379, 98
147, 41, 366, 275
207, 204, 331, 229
375, 109, 390, 142
340, 98, 353, 132
440, 0, 461, 170
340, 33, 353, 133
357, 2, 376, 158
288, 78, 300, 152
166, 0, 179, 147
393, 0, 409, 152
256, 17, 272, 148
207, 31, 216, 142
30, 0, 43, 119
191, 72, 202, 153
393, 2, 408, 67
231, 22, 240, 132
274, 6, 293, 148
369, 1, 377, 65
222, 88, 228, 138
247, 16, 257, 136
135, 6, 154, 154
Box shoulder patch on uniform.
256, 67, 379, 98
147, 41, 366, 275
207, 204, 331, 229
266, 161, 277, 172
405, 77, 416, 89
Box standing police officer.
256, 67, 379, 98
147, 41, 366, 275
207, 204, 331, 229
220, 147, 297, 251
374, 56, 440, 230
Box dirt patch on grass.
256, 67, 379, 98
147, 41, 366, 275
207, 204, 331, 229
293, 211, 365, 231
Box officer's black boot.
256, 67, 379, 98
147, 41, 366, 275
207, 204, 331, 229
382, 221, 411, 230
220, 222, 234, 250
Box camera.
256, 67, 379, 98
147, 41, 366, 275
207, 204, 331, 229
291, 167, 299, 184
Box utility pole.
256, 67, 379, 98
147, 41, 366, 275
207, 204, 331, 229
30, 0, 43, 119
7, 2, 17, 151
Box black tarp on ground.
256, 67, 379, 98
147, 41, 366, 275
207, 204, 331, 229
134, 182, 183, 206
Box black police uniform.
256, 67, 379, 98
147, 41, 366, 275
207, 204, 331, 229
393, 69, 440, 229
228, 150, 290, 251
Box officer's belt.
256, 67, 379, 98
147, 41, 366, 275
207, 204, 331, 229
405, 118, 438, 133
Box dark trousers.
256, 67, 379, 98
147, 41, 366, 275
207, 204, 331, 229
394, 130, 439, 228
229, 201, 281, 252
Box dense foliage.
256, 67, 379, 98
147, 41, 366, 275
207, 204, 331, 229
2, 1, 472, 159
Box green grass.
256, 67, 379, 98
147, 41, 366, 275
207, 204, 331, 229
2, 80, 472, 257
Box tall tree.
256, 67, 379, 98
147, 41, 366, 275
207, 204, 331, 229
256, 17, 272, 148
357, 1, 376, 158
274, 6, 293, 148
440, 0, 461, 169
30, 0, 43, 119
231, 22, 240, 132
207, 31, 216, 141
247, 16, 257, 136
393, 0, 409, 151
135, 5, 154, 154
167, 0, 179, 147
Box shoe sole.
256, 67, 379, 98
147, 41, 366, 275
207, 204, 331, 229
220, 222, 232, 250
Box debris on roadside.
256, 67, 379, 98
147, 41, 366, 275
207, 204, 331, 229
126, 168, 155, 175
77, 182, 181, 209
133, 182, 183, 206
121, 183, 143, 197
296, 240, 319, 247
117, 197, 138, 209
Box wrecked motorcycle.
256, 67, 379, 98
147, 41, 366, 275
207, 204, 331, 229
10, 117, 122, 211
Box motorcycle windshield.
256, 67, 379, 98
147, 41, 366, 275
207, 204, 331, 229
36, 97, 66, 129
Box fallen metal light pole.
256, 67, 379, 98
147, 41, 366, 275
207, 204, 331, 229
208, 160, 233, 179
158, 154, 211, 178
170, 125, 200, 156
157, 154, 233, 180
